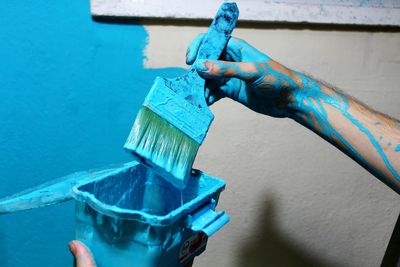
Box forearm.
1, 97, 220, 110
189, 35, 400, 193
287, 72, 400, 193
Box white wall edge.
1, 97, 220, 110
91, 0, 400, 26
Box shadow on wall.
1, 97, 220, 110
236, 196, 339, 267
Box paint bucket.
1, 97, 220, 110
71, 161, 229, 267
0, 161, 229, 266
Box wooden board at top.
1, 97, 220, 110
90, 0, 400, 26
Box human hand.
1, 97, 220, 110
186, 35, 305, 118
68, 240, 97, 267
67, 240, 194, 267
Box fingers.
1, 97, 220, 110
195, 59, 262, 82
68, 240, 97, 267
186, 34, 205, 65
205, 87, 225, 105
186, 35, 248, 64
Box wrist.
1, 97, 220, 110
285, 71, 320, 119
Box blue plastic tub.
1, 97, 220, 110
71, 161, 229, 267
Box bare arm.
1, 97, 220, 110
187, 36, 400, 193
288, 73, 400, 192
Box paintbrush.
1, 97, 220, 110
124, 3, 239, 189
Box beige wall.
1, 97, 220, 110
145, 25, 400, 267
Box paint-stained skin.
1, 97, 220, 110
187, 36, 400, 193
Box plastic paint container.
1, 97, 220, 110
0, 161, 229, 266
72, 161, 229, 267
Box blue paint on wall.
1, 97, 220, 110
0, 0, 184, 266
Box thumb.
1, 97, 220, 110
68, 240, 97, 267
194, 59, 262, 82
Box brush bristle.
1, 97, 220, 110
125, 107, 199, 186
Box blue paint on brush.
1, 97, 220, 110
139, 3, 239, 145
125, 3, 239, 188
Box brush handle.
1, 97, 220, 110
146, 3, 239, 145
196, 3, 239, 62
182, 2, 239, 109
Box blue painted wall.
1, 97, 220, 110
0, 1, 184, 266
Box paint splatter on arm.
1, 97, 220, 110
187, 35, 400, 193
288, 76, 400, 193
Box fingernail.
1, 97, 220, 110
68, 241, 77, 255
195, 60, 212, 72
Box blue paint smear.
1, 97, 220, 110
396, 145, 400, 152
342, 111, 399, 180
288, 74, 400, 187
0, 0, 184, 266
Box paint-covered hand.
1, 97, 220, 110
186, 35, 300, 118
187, 34, 400, 194
68, 240, 97, 267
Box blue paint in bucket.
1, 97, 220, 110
0, 161, 229, 266
70, 161, 229, 267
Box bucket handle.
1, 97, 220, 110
187, 199, 230, 237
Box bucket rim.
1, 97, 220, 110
71, 161, 226, 226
